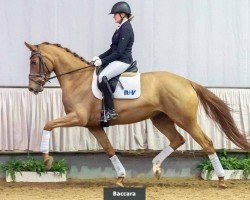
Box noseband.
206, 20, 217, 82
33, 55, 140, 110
29, 45, 51, 86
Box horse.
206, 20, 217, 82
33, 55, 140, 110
25, 42, 250, 188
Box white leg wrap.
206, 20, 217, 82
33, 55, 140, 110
152, 146, 174, 166
208, 153, 225, 177
110, 155, 126, 177
40, 130, 51, 153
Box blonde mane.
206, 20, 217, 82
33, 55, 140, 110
41, 42, 91, 64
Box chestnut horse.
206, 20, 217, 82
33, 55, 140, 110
25, 42, 249, 187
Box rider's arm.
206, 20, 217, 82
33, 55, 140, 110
99, 48, 112, 59
101, 26, 132, 66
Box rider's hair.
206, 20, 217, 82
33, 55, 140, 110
128, 14, 134, 21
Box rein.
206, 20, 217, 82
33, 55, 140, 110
48, 65, 94, 81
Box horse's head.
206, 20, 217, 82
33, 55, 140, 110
25, 42, 54, 94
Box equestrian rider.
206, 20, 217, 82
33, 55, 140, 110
92, 1, 134, 121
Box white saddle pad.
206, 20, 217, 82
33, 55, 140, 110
92, 69, 141, 99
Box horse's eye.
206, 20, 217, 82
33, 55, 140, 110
31, 60, 36, 65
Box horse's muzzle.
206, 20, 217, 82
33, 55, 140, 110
29, 86, 43, 95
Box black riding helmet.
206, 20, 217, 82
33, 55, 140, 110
109, 1, 131, 15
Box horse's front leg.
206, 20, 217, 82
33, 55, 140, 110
41, 112, 81, 169
88, 126, 126, 187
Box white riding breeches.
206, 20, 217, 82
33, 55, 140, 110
98, 61, 130, 83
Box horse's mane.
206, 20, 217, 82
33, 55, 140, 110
41, 42, 91, 64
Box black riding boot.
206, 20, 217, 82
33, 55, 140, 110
99, 76, 118, 121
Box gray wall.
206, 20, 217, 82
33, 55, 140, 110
0, 153, 203, 179
0, 0, 249, 87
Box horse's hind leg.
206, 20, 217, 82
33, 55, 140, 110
181, 121, 227, 188
150, 113, 185, 179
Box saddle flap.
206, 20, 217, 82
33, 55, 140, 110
92, 68, 141, 100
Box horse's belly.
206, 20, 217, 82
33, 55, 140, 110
109, 108, 160, 126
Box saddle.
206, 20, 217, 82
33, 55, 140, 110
96, 61, 139, 92
92, 61, 141, 100
91, 61, 141, 127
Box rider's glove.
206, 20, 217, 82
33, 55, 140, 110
92, 56, 100, 62
94, 59, 102, 67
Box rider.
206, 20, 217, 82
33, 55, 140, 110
92, 1, 134, 121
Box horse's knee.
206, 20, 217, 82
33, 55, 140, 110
44, 122, 53, 131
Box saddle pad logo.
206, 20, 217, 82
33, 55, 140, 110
124, 90, 136, 95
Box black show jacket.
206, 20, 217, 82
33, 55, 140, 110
99, 21, 134, 66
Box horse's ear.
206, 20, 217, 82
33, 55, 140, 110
24, 42, 36, 51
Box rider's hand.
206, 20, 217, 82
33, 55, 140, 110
92, 56, 100, 62
94, 59, 102, 67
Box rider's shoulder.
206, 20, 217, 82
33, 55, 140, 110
120, 21, 133, 32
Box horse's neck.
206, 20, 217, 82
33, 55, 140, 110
52, 52, 93, 92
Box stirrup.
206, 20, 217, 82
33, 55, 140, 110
100, 109, 118, 122
100, 110, 108, 123
106, 110, 118, 120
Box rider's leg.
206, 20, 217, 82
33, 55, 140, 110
98, 61, 130, 120
99, 76, 118, 119
98, 61, 130, 83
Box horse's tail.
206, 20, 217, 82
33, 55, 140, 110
191, 82, 250, 151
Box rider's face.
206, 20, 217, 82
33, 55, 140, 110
113, 13, 123, 24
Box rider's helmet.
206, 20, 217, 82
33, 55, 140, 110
109, 1, 131, 16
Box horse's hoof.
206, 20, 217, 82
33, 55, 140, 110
155, 169, 161, 180
44, 156, 53, 170
218, 182, 227, 189
116, 177, 125, 187
218, 178, 227, 189
218, 183, 227, 189
153, 164, 161, 180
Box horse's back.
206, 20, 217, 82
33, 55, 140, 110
140, 71, 196, 96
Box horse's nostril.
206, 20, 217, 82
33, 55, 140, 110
29, 88, 33, 92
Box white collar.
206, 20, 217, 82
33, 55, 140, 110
117, 18, 128, 29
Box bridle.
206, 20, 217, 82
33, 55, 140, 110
29, 45, 94, 86
29, 45, 51, 86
